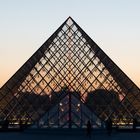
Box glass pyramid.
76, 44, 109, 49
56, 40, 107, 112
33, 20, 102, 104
0, 17, 140, 128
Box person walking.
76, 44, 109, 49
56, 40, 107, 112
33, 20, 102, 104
133, 117, 137, 132
105, 118, 112, 136
86, 120, 92, 138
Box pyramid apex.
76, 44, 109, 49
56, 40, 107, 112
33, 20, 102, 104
68, 16, 72, 19
67, 16, 73, 21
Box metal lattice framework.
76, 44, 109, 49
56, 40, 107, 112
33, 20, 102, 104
0, 17, 140, 128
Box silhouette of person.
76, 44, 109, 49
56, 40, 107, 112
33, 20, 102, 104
19, 119, 24, 131
105, 118, 112, 136
86, 120, 92, 138
2, 118, 9, 130
133, 117, 137, 132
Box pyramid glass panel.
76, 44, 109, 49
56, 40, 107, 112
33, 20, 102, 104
0, 17, 140, 128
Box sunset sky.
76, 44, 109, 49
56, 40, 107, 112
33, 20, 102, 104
0, 0, 140, 88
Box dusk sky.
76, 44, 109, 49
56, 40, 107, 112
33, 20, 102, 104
0, 0, 140, 88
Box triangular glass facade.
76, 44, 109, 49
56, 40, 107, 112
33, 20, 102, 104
0, 17, 140, 128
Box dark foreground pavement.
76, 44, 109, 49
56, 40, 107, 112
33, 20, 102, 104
0, 129, 140, 140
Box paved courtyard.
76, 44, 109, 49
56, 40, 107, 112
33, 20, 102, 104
0, 129, 140, 140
